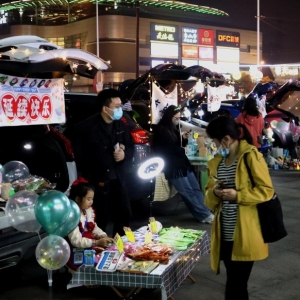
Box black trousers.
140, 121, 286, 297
93, 178, 132, 237
221, 240, 254, 300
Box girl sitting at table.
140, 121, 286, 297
66, 177, 114, 271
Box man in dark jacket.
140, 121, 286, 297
73, 89, 134, 236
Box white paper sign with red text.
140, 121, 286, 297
0, 74, 65, 127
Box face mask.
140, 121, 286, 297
173, 119, 180, 126
217, 145, 230, 157
106, 107, 123, 120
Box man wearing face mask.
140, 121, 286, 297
72, 88, 134, 236
152, 105, 214, 224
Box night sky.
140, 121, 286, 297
191, 0, 300, 64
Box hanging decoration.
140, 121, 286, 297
256, 94, 267, 118
206, 84, 221, 112
151, 79, 178, 124
0, 74, 65, 126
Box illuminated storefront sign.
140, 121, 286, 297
151, 43, 178, 57
0, 10, 8, 24
150, 23, 179, 43
151, 59, 177, 68
182, 45, 198, 58
216, 47, 240, 63
182, 27, 198, 44
274, 66, 299, 77
216, 30, 240, 48
199, 47, 214, 60
199, 29, 214, 46
182, 59, 199, 67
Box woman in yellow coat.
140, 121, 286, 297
205, 115, 274, 300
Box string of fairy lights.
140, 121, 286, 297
0, 47, 103, 83
146, 74, 236, 130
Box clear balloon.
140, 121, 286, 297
52, 200, 80, 237
35, 235, 70, 270
2, 161, 30, 183
35, 190, 71, 234
5, 190, 41, 233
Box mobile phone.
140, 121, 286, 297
217, 181, 226, 189
114, 142, 120, 152
213, 176, 226, 189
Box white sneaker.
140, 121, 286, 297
201, 214, 214, 224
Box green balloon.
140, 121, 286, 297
53, 200, 81, 237
34, 190, 71, 234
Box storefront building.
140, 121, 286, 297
0, 13, 261, 89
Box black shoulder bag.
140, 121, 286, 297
244, 154, 287, 243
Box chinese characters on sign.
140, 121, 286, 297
2, 94, 52, 121
182, 27, 198, 44
150, 23, 179, 43
199, 29, 214, 46
0, 75, 65, 126
216, 30, 240, 48
151, 82, 178, 124
182, 45, 198, 58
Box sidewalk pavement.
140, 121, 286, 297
170, 169, 300, 300
0, 169, 299, 300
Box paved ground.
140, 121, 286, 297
0, 169, 299, 300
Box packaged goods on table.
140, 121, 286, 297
125, 242, 174, 264
157, 227, 205, 250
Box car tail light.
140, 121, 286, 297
131, 129, 150, 144
49, 127, 75, 160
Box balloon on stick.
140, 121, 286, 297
5, 190, 41, 233
35, 235, 70, 270
34, 190, 71, 234
2, 161, 30, 183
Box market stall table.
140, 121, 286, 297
67, 231, 210, 300
188, 156, 209, 189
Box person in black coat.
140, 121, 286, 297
152, 105, 214, 224
72, 89, 134, 236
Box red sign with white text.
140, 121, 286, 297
199, 29, 214, 46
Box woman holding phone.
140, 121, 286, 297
204, 115, 274, 300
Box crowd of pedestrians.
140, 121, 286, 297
66, 89, 278, 300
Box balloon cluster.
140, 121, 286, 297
1, 161, 80, 271
35, 191, 81, 270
